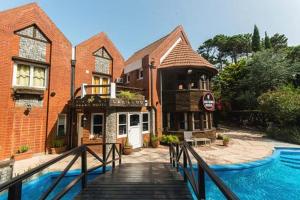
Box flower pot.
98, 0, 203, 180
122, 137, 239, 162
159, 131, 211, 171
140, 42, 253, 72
151, 140, 160, 148
49, 146, 67, 154
123, 146, 133, 155
223, 140, 229, 146
13, 151, 32, 161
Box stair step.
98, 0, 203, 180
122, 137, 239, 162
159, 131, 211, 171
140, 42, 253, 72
280, 155, 300, 162
283, 163, 300, 169
280, 159, 300, 165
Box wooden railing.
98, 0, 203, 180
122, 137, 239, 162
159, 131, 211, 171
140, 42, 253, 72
169, 142, 239, 200
0, 143, 122, 200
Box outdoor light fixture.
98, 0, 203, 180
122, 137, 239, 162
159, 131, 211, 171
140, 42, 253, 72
24, 103, 32, 115
187, 69, 193, 74
81, 114, 88, 127
144, 100, 148, 106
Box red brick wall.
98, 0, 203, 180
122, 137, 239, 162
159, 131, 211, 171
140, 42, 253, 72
0, 3, 72, 160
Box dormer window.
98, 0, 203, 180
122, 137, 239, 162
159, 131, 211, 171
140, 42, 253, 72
94, 48, 112, 75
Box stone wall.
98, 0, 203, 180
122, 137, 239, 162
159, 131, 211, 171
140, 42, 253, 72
105, 108, 117, 143
0, 159, 14, 184
19, 36, 47, 62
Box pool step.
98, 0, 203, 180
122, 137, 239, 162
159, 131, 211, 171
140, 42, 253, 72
280, 159, 300, 165
280, 155, 300, 162
283, 163, 300, 170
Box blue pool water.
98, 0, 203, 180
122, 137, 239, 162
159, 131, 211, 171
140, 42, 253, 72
1, 148, 300, 200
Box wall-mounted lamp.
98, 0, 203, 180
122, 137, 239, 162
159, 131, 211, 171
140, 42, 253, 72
24, 103, 32, 115
81, 114, 88, 127
187, 69, 193, 74
144, 100, 148, 107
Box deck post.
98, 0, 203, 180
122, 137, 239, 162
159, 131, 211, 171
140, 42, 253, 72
119, 143, 122, 166
176, 143, 179, 171
169, 145, 172, 164
112, 144, 116, 169
103, 143, 106, 173
8, 181, 22, 200
198, 163, 206, 199
183, 149, 187, 182
81, 146, 87, 189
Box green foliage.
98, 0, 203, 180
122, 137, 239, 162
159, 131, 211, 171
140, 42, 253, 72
264, 32, 271, 49
252, 25, 261, 52
52, 140, 65, 148
160, 135, 179, 144
223, 135, 230, 142
217, 134, 224, 140
258, 86, 300, 125
266, 126, 300, 144
270, 33, 288, 49
19, 145, 29, 153
151, 135, 159, 143
124, 137, 132, 148
117, 91, 143, 100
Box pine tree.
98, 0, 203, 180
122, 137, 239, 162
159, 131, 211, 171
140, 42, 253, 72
264, 32, 271, 49
252, 25, 261, 52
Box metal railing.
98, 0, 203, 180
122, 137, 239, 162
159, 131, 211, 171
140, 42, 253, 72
0, 143, 122, 200
169, 141, 239, 200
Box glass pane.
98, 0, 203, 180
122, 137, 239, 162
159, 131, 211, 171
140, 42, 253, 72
119, 114, 127, 124
58, 125, 65, 136
194, 112, 200, 120
33, 67, 45, 87
93, 115, 103, 125
58, 115, 65, 125
130, 114, 140, 126
194, 121, 201, 130
179, 122, 185, 130
16, 64, 30, 86
93, 76, 100, 94
102, 78, 109, 94
142, 113, 148, 122
143, 123, 149, 132
119, 125, 127, 135
93, 126, 103, 135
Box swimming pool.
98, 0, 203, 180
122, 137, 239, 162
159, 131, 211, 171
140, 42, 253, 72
1, 148, 299, 200
206, 147, 300, 200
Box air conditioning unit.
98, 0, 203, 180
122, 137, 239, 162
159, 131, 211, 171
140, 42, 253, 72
116, 77, 123, 83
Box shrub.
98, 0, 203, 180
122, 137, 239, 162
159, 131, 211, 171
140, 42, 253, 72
217, 134, 224, 140
52, 140, 65, 148
117, 91, 143, 100
266, 126, 300, 144
18, 145, 29, 153
151, 135, 159, 143
160, 135, 179, 144
223, 135, 230, 142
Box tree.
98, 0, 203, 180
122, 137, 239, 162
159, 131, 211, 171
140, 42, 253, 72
252, 25, 261, 52
270, 33, 288, 49
264, 32, 271, 49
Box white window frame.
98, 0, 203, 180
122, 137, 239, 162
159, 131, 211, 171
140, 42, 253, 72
138, 68, 143, 80
203, 112, 209, 130
117, 112, 128, 138
91, 113, 104, 137
57, 114, 67, 136
142, 112, 149, 133
12, 62, 48, 89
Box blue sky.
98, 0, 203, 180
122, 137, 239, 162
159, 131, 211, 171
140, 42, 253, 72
1, 0, 300, 59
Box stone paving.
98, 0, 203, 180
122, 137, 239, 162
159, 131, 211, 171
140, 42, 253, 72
10, 128, 300, 177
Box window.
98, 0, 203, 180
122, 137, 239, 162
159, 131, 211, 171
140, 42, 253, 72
92, 76, 110, 95
178, 113, 187, 130
130, 114, 140, 126
138, 69, 143, 79
14, 63, 47, 88
118, 114, 127, 137
57, 114, 67, 136
193, 112, 201, 130
142, 113, 149, 132
203, 112, 212, 129
167, 112, 175, 130
91, 114, 104, 137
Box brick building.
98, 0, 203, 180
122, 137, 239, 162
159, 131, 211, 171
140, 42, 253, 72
0, 3, 217, 160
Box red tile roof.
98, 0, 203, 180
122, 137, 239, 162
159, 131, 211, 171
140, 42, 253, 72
160, 41, 217, 74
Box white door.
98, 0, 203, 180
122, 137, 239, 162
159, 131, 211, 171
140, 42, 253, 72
128, 114, 142, 148
77, 113, 83, 146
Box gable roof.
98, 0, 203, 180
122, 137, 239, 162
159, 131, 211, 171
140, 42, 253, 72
125, 25, 190, 66
160, 41, 217, 74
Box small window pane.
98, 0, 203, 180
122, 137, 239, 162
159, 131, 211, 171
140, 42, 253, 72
143, 123, 148, 132
142, 113, 148, 122
119, 114, 126, 124
57, 115, 66, 136
16, 64, 30, 86
93, 126, 103, 135
130, 115, 140, 126
33, 67, 45, 87
93, 115, 103, 125
119, 125, 127, 135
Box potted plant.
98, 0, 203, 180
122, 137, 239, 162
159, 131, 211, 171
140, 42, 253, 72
143, 139, 149, 148
160, 135, 179, 145
151, 135, 160, 148
123, 137, 133, 155
223, 135, 230, 146
49, 139, 66, 154
14, 145, 32, 161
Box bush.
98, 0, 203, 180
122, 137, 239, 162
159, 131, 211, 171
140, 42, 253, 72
223, 135, 230, 142
160, 135, 179, 144
117, 91, 143, 100
266, 126, 300, 144
52, 140, 65, 148
151, 135, 159, 143
217, 134, 224, 140
18, 145, 29, 153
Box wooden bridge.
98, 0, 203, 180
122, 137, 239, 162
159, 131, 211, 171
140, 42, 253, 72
0, 142, 239, 200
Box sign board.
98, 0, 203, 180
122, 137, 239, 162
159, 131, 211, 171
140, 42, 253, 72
203, 92, 215, 111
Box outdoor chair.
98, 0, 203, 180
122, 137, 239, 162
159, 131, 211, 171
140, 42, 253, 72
184, 131, 196, 146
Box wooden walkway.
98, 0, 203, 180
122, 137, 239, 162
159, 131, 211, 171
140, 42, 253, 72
75, 162, 193, 200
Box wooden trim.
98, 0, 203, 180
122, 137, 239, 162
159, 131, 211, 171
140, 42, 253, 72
12, 56, 50, 66
92, 71, 112, 77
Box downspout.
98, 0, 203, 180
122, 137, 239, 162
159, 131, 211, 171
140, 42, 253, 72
149, 60, 157, 136
69, 47, 76, 148
44, 43, 52, 154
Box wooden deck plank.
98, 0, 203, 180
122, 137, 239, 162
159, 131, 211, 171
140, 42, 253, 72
75, 163, 193, 200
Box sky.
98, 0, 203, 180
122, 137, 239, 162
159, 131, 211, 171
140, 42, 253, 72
1, 0, 300, 59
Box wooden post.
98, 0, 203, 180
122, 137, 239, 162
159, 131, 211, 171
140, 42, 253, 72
102, 143, 106, 173
198, 163, 206, 199
119, 143, 122, 166
8, 181, 22, 200
183, 149, 187, 182
81, 146, 87, 189
176, 143, 179, 171
112, 144, 116, 169
169, 145, 172, 164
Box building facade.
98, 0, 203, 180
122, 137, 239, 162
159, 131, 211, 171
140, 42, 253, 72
0, 3, 217, 160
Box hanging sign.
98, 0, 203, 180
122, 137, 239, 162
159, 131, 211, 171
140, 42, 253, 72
203, 92, 215, 111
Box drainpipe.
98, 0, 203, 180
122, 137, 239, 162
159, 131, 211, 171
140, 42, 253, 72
45, 43, 52, 154
149, 60, 157, 137
69, 47, 76, 148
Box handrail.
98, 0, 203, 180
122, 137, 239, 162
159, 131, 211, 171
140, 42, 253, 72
170, 141, 239, 200
0, 143, 122, 200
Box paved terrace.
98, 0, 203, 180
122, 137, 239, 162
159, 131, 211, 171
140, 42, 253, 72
11, 128, 300, 177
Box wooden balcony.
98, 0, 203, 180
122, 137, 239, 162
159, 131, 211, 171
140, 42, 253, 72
162, 89, 208, 112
